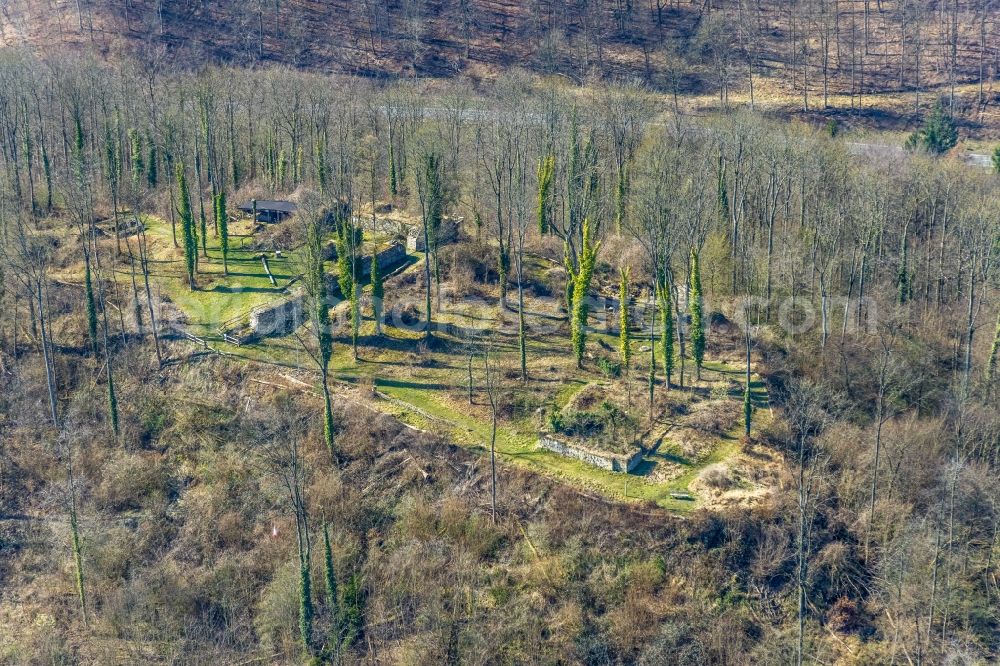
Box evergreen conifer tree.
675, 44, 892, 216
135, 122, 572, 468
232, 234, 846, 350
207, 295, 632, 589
906, 101, 958, 154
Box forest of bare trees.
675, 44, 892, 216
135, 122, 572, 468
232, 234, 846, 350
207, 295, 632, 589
0, 46, 998, 663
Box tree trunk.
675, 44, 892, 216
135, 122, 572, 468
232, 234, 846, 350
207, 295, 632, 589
36, 280, 58, 426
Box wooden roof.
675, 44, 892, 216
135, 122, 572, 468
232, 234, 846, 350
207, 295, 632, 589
237, 199, 297, 214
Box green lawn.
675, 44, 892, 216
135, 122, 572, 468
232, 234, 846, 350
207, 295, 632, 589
138, 214, 313, 334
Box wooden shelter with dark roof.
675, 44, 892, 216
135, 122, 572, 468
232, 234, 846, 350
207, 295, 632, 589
238, 199, 297, 223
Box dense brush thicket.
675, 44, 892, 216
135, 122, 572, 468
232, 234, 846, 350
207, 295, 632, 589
0, 50, 997, 663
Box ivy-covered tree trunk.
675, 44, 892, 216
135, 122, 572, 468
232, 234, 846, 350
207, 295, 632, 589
129, 127, 144, 188
689, 248, 705, 380
146, 137, 158, 188
744, 385, 753, 437
647, 290, 656, 420
41, 139, 53, 212
497, 246, 509, 311
83, 249, 99, 356
176, 162, 197, 289
983, 311, 1000, 381
615, 165, 628, 232
322, 524, 340, 649
351, 281, 360, 360
217, 191, 229, 274
619, 266, 631, 368
660, 278, 674, 390
195, 149, 208, 257
571, 220, 600, 369
898, 233, 912, 304
743, 299, 753, 438
537, 154, 553, 234
371, 249, 383, 337
387, 139, 397, 197
299, 558, 313, 654
68, 480, 87, 625
417, 151, 442, 342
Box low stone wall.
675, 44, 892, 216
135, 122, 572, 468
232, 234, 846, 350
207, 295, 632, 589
362, 214, 409, 237
359, 242, 407, 277
326, 241, 407, 275
325, 242, 408, 297
537, 435, 643, 473
249, 293, 306, 337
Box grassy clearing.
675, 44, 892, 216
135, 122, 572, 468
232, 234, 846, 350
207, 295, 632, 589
126, 212, 773, 512
212, 318, 770, 513
136, 214, 309, 334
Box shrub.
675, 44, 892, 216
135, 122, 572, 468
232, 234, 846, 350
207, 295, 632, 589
826, 597, 861, 632
449, 242, 494, 284
547, 401, 635, 440
627, 556, 667, 593
93, 453, 172, 512
529, 274, 552, 297
709, 382, 732, 401
255, 561, 302, 657
700, 463, 734, 490
499, 391, 542, 419
559, 410, 606, 438
140, 401, 168, 445
597, 356, 622, 378
687, 400, 739, 434
398, 303, 420, 326
548, 409, 564, 433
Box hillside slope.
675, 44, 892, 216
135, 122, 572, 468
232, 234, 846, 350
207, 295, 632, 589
2, 0, 998, 111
